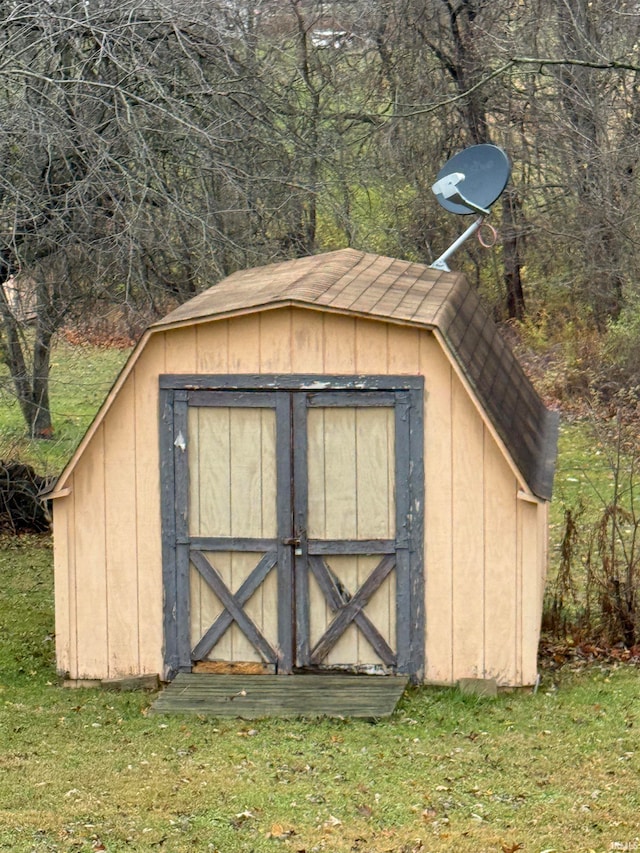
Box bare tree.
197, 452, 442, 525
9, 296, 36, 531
0, 0, 329, 435
536, 0, 640, 329
4, 0, 640, 442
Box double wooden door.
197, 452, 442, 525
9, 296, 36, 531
160, 376, 424, 680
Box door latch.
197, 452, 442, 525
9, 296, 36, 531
282, 537, 303, 556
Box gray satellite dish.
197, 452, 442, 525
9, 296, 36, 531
430, 144, 511, 271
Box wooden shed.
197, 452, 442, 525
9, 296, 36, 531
50, 249, 558, 689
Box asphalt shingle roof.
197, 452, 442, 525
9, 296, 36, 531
154, 248, 558, 500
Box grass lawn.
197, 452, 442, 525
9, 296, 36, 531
1, 534, 640, 853
0, 339, 130, 476
2, 340, 640, 852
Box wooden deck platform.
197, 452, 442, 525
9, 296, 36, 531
150, 673, 409, 719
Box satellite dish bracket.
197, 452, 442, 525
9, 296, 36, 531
431, 172, 490, 217
430, 216, 485, 272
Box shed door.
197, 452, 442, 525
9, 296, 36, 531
295, 393, 399, 673
160, 377, 424, 680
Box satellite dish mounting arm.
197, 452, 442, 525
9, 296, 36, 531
430, 216, 485, 272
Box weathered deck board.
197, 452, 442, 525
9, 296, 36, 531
150, 674, 408, 719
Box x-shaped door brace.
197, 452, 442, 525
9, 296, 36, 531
190, 549, 397, 670
190, 549, 279, 664
308, 554, 397, 667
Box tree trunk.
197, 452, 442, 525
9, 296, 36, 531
0, 279, 35, 427
502, 190, 526, 321
0, 271, 54, 438
31, 323, 53, 439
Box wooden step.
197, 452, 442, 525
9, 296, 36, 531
150, 673, 408, 719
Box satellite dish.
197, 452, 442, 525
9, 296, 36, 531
430, 144, 511, 271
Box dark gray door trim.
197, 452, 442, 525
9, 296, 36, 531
159, 375, 424, 682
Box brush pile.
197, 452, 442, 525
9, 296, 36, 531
0, 461, 53, 533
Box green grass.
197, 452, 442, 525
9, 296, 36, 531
551, 418, 633, 521
546, 417, 640, 639
0, 339, 131, 476
548, 419, 614, 564
1, 534, 640, 853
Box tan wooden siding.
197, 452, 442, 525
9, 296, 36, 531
420, 329, 541, 686
259, 309, 292, 373
521, 500, 547, 685
229, 313, 260, 372
103, 379, 140, 676
52, 480, 74, 677
73, 423, 108, 677
133, 334, 165, 676
421, 333, 454, 684
483, 430, 519, 684
292, 309, 325, 373
55, 306, 546, 685
451, 374, 486, 680
324, 314, 357, 373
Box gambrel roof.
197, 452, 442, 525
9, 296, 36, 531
53, 249, 557, 501
153, 249, 558, 500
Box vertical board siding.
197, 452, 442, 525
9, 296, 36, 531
387, 325, 420, 375
451, 377, 485, 680
165, 326, 198, 373
521, 501, 546, 685
308, 407, 357, 664
421, 333, 454, 683
483, 432, 518, 685
53, 489, 73, 677
104, 379, 140, 677
67, 478, 79, 678
357, 408, 396, 662
355, 408, 395, 539
196, 321, 229, 373
307, 406, 361, 539
73, 423, 108, 677
134, 335, 165, 677
355, 318, 388, 373
259, 310, 292, 372
57, 305, 544, 686
229, 314, 260, 372
231, 407, 277, 660
516, 500, 525, 683
323, 314, 356, 373
292, 309, 325, 372
190, 321, 234, 663
230, 408, 276, 537
193, 408, 231, 537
